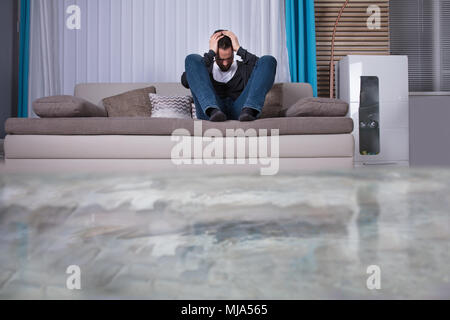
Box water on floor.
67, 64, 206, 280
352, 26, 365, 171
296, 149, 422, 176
0, 167, 449, 299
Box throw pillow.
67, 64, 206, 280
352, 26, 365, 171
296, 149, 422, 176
259, 83, 283, 119
102, 86, 156, 117
149, 94, 194, 119
284, 97, 349, 117
32, 95, 107, 118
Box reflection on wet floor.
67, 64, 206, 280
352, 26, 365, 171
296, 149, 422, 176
356, 184, 380, 266
0, 167, 449, 299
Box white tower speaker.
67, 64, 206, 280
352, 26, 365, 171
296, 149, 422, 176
337, 55, 410, 167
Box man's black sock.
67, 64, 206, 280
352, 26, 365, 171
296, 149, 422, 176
239, 107, 258, 122
207, 108, 227, 122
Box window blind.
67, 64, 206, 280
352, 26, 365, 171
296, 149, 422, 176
390, 0, 450, 92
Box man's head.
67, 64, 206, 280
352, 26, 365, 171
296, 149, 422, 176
213, 29, 234, 72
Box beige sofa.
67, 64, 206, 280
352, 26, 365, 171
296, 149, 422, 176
2, 83, 355, 174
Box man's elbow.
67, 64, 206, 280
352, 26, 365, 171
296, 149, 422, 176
181, 73, 190, 89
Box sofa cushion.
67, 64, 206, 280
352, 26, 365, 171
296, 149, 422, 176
260, 83, 283, 119
32, 95, 107, 118
284, 97, 349, 117
149, 94, 194, 119
5, 117, 354, 136
102, 86, 156, 117
5, 135, 355, 159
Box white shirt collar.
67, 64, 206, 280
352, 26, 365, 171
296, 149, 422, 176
212, 60, 238, 83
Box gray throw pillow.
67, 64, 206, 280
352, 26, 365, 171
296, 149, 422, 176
260, 83, 283, 119
102, 86, 156, 117
33, 95, 107, 118
149, 94, 194, 119
284, 97, 349, 117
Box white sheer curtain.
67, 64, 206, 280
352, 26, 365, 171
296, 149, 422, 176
28, 0, 62, 117
28, 0, 291, 118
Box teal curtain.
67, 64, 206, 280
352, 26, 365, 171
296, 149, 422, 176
18, 0, 31, 118
285, 0, 318, 97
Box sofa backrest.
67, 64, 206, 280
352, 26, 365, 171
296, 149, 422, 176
74, 82, 313, 109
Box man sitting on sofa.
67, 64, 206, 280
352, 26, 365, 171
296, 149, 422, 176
181, 30, 277, 122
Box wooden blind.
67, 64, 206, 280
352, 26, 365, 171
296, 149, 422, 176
314, 0, 390, 97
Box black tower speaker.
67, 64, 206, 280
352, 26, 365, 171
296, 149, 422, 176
359, 76, 380, 155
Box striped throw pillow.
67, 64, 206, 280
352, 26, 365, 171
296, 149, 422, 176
149, 94, 194, 119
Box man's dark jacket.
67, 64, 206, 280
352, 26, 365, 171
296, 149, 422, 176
181, 47, 259, 101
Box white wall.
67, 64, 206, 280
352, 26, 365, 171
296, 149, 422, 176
409, 95, 450, 166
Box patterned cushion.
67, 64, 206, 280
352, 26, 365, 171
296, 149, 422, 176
149, 94, 194, 119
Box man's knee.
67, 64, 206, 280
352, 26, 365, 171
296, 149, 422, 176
259, 55, 277, 69
185, 54, 203, 67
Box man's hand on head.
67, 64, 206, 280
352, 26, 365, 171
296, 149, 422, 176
209, 32, 225, 54
222, 31, 241, 52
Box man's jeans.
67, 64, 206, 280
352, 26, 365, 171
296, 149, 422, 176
185, 54, 277, 120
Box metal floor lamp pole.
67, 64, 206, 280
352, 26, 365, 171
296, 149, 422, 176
330, 0, 350, 98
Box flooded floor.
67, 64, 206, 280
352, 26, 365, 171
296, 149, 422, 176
0, 167, 449, 299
